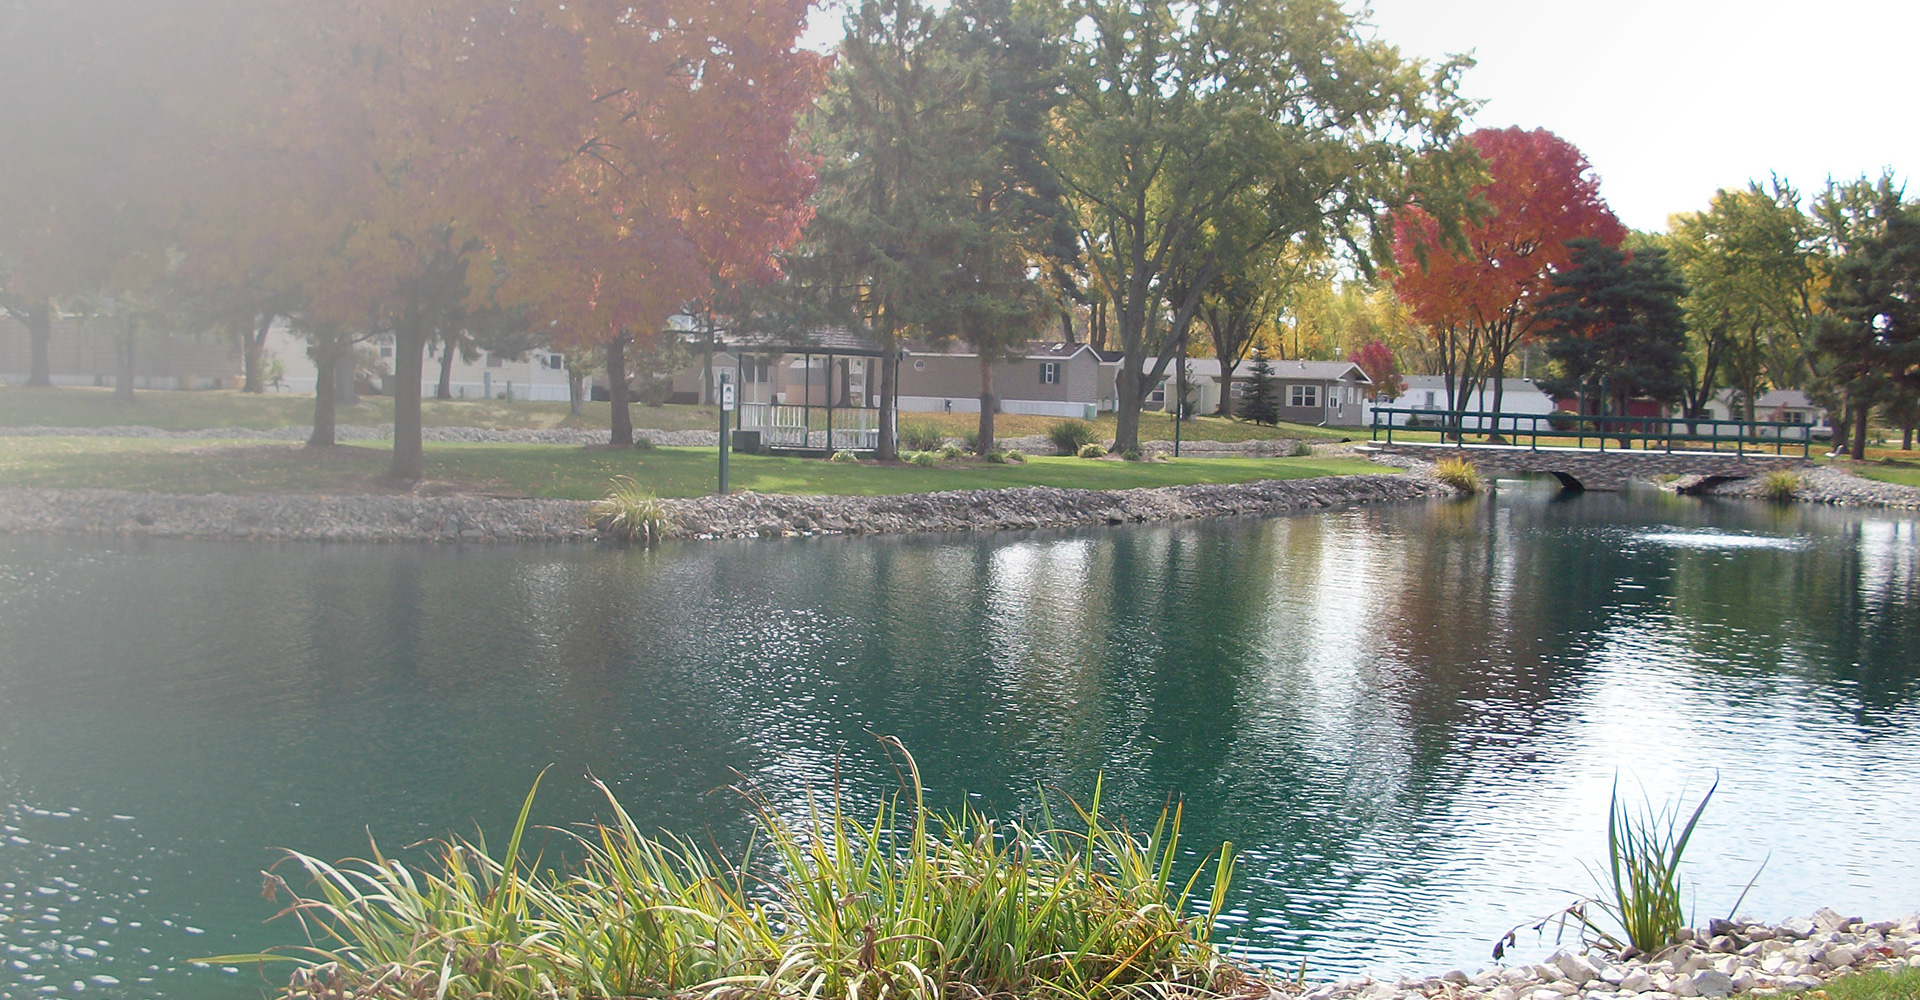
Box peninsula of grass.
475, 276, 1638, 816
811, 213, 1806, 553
0, 435, 1392, 500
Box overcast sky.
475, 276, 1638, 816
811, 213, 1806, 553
801, 0, 1916, 233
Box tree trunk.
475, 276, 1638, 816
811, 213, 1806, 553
308, 330, 339, 448
334, 349, 359, 406
606, 336, 633, 447
389, 323, 427, 481
436, 337, 456, 399
114, 318, 136, 405
242, 314, 272, 393
1851, 402, 1870, 461
26, 300, 53, 387
1487, 375, 1508, 443
1114, 362, 1141, 453
568, 364, 585, 417
976, 352, 996, 454
1216, 358, 1239, 418
877, 354, 898, 461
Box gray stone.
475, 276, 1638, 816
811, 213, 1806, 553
1690, 971, 1735, 998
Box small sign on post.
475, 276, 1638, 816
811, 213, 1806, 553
718, 382, 735, 495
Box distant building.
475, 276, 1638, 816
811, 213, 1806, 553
0, 314, 237, 389
260, 323, 574, 402
1366, 376, 1558, 429
1141, 358, 1371, 426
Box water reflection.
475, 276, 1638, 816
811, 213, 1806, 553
0, 492, 1916, 998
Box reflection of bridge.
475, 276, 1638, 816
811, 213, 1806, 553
1363, 442, 1812, 492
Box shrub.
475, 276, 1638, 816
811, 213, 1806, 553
1548, 409, 1580, 432
1047, 419, 1098, 455
1077, 442, 1108, 459
588, 475, 674, 544
1761, 468, 1800, 502
1121, 448, 1142, 462
911, 450, 939, 468
1434, 456, 1482, 494
899, 420, 944, 452
961, 429, 981, 452
223, 743, 1246, 1000
986, 448, 1024, 464
1289, 440, 1314, 457
939, 442, 966, 460
829, 449, 861, 464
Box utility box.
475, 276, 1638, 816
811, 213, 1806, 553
730, 430, 761, 454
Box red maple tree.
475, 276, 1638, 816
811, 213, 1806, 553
1391, 127, 1625, 436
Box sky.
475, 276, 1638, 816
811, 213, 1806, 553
799, 0, 1917, 233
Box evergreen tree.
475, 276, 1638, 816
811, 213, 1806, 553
1241, 349, 1281, 425
1814, 176, 1920, 459
1535, 238, 1690, 426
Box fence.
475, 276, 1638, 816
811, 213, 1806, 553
738, 402, 882, 452
1368, 407, 1825, 457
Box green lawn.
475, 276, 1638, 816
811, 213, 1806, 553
0, 436, 1393, 500
1785, 968, 1920, 1000
0, 386, 1357, 443
1846, 452, 1920, 488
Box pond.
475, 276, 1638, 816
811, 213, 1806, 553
1, 489, 1917, 999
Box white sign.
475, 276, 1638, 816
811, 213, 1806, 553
720, 383, 736, 411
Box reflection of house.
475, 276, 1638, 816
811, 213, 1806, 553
1134, 358, 1373, 427
1367, 376, 1558, 429
1, 314, 237, 389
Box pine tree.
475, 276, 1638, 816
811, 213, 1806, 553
1241, 349, 1281, 425
1535, 238, 1690, 423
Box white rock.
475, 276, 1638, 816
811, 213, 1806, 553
1813, 908, 1848, 931
1618, 970, 1654, 992
1671, 973, 1699, 997
1691, 970, 1736, 999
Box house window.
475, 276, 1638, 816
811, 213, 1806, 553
742, 360, 770, 384
1424, 390, 1436, 408
1288, 384, 1320, 408
486, 353, 504, 368
545, 353, 564, 370
1040, 362, 1060, 384
380, 345, 394, 359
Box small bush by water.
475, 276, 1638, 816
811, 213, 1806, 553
229, 742, 1249, 1000
1434, 456, 1482, 494
588, 475, 673, 544
1049, 419, 1099, 455
1763, 469, 1801, 502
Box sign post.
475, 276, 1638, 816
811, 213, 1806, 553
718, 382, 735, 495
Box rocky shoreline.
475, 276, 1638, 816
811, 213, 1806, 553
1671, 466, 1920, 509
1296, 909, 1919, 1000
0, 473, 1447, 544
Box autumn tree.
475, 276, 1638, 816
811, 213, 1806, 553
1349, 340, 1406, 403
1051, 0, 1478, 453
1392, 127, 1626, 439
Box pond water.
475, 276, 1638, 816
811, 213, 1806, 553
2, 489, 1918, 999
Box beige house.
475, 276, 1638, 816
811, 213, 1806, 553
897, 342, 1103, 419
1, 314, 238, 389
1128, 357, 1372, 427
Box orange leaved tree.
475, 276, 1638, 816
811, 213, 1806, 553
1391, 127, 1626, 439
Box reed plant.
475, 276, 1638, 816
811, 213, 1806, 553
1433, 456, 1482, 494
1048, 419, 1099, 455
588, 475, 674, 544
219, 741, 1250, 1000
899, 421, 945, 452
1592, 777, 1717, 954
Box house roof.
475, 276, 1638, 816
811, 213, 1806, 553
1400, 376, 1550, 395
905, 340, 1097, 362
1163, 358, 1369, 383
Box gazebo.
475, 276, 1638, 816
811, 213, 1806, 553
710, 328, 895, 456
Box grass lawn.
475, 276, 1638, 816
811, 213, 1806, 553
0, 435, 1393, 500
1786, 968, 1920, 1000
0, 386, 1358, 443
1838, 449, 1920, 488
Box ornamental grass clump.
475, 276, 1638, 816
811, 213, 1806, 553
910, 450, 940, 468
1592, 777, 1718, 955
1434, 456, 1482, 494
1048, 419, 1099, 455
1078, 442, 1108, 459
222, 742, 1251, 1000
939, 441, 966, 460
1761, 469, 1800, 502
588, 475, 673, 544
830, 449, 862, 464
899, 421, 944, 452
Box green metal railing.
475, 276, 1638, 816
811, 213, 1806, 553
1368, 407, 1823, 458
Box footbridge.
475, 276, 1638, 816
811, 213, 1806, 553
1362, 442, 1811, 492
